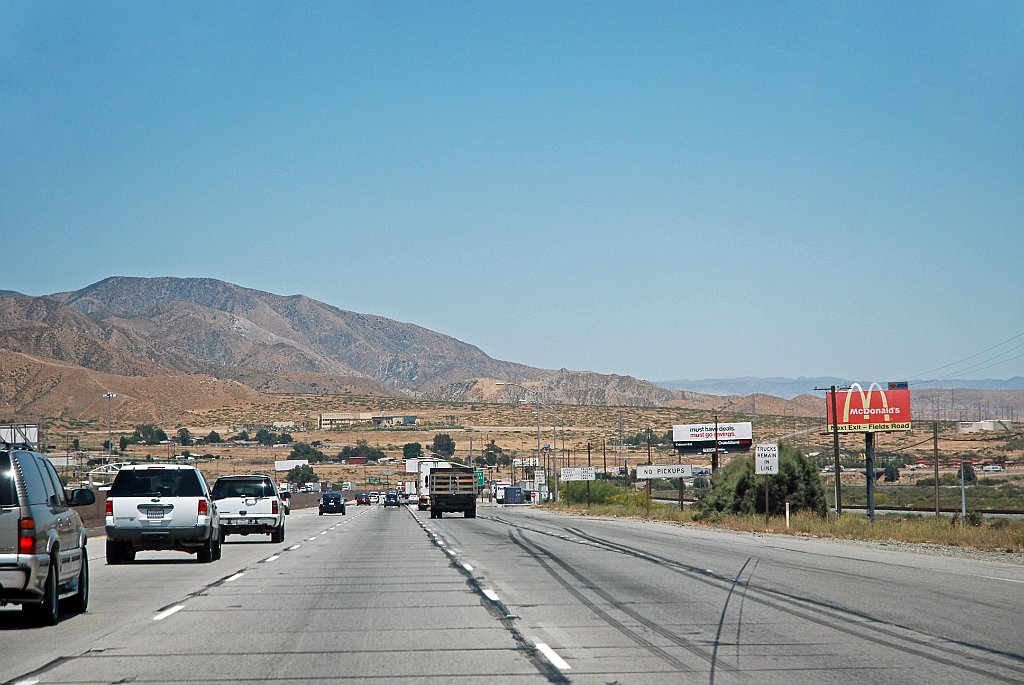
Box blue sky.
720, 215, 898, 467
3, 1, 1022, 384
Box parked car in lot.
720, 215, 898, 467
212, 474, 286, 542
355, 492, 370, 505
383, 492, 401, 508
105, 464, 222, 564
1, 445, 95, 625
319, 492, 346, 515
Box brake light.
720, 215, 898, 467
105, 498, 113, 516
272, 499, 279, 514
18, 517, 36, 554
198, 499, 208, 516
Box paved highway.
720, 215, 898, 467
2, 503, 1022, 684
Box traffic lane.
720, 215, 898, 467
550, 509, 1024, 656
426, 506, 1024, 684
14, 505, 553, 684
0, 506, 340, 684
483, 507, 1024, 655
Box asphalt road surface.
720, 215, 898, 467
2, 503, 1022, 684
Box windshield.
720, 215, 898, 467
110, 469, 204, 497
212, 478, 274, 500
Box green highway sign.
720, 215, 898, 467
368, 476, 381, 484
474, 470, 485, 487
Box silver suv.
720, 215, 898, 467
0, 445, 95, 625
105, 464, 222, 564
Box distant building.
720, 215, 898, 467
956, 420, 1013, 434
319, 412, 417, 429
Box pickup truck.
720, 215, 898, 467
427, 467, 477, 519
211, 474, 286, 543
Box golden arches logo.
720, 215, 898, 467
842, 382, 893, 423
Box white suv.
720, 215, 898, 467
104, 464, 222, 564
211, 475, 286, 543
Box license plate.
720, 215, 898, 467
147, 508, 165, 519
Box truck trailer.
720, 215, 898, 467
427, 467, 477, 519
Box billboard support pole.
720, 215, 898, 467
865, 431, 875, 522
645, 435, 652, 517
712, 415, 720, 474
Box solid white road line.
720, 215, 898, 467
462, 562, 474, 572
482, 589, 500, 602
153, 605, 184, 621
225, 572, 244, 582
264, 554, 280, 562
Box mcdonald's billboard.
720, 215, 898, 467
826, 383, 912, 433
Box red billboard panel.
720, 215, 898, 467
826, 383, 911, 433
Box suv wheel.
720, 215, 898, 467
197, 534, 215, 563
64, 552, 90, 614
270, 524, 285, 543
25, 555, 59, 626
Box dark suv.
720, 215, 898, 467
319, 492, 346, 515
383, 492, 401, 508
1, 444, 95, 625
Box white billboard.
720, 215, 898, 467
672, 422, 753, 453
274, 459, 309, 472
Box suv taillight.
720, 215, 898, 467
18, 517, 36, 554
198, 499, 208, 516
272, 499, 279, 514
105, 498, 113, 516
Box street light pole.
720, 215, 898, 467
103, 391, 116, 460
496, 382, 545, 500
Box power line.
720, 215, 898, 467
907, 330, 1024, 381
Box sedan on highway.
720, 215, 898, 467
355, 493, 370, 505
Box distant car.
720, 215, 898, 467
319, 492, 346, 515
383, 492, 401, 508
356, 493, 370, 505
368, 493, 380, 504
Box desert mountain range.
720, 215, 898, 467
0, 277, 1019, 425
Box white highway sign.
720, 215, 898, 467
755, 443, 779, 475
636, 464, 693, 480
561, 467, 596, 481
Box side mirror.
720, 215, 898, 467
69, 489, 96, 506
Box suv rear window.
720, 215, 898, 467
212, 478, 275, 499
110, 469, 204, 497
0, 453, 16, 507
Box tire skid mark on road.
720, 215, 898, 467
415, 508, 569, 684
565, 527, 1024, 683
509, 528, 711, 675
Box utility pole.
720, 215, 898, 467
816, 385, 847, 515
933, 421, 940, 518
645, 432, 652, 517
586, 443, 592, 508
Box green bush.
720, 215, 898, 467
561, 480, 629, 505
697, 443, 827, 519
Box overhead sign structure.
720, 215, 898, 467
826, 383, 912, 433
636, 464, 694, 480
672, 422, 753, 454
755, 443, 779, 475
560, 467, 596, 481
